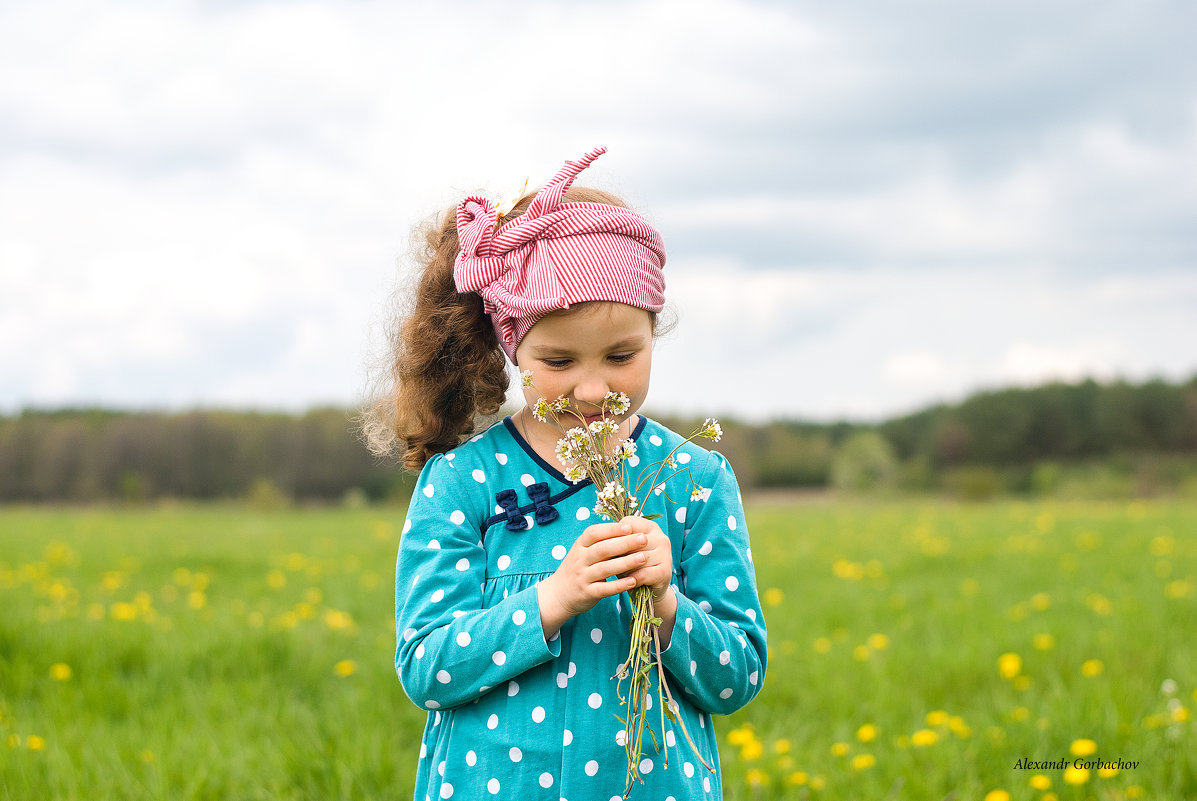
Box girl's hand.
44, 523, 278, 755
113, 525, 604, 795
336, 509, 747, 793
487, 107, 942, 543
537, 517, 674, 640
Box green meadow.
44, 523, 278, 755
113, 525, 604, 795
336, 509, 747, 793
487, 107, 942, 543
1, 499, 1193, 801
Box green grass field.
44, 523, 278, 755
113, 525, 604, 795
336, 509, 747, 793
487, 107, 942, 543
1, 499, 1194, 800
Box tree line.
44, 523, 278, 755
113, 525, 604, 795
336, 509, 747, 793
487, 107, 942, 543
2, 375, 1195, 504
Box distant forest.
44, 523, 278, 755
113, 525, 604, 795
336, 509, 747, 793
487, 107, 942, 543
2, 376, 1195, 503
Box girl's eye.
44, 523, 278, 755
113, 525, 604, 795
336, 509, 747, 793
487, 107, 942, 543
609, 352, 636, 364
541, 358, 570, 369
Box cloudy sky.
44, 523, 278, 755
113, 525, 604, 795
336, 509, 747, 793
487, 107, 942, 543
2, 0, 1195, 422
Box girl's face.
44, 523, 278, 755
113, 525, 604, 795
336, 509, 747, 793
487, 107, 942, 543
515, 302, 654, 442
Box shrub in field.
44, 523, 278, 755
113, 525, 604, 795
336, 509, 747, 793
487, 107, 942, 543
831, 431, 897, 492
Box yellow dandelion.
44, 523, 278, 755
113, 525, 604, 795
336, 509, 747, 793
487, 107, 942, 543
172, 567, 191, 586
998, 652, 1021, 680
911, 729, 938, 747
856, 723, 877, 742
324, 609, 353, 630
830, 742, 850, 757
334, 659, 356, 677
867, 633, 889, 650
1029, 774, 1051, 790
6, 734, 20, 748
110, 602, 138, 621
1030, 592, 1051, 610
959, 578, 980, 595
763, 588, 784, 606
1063, 765, 1089, 785
1098, 765, 1119, 778
1127, 786, 1145, 798
1011, 707, 1029, 722
983, 791, 1011, 801
773, 738, 791, 755
1032, 633, 1055, 651
948, 716, 971, 738
284, 553, 306, 571
1081, 659, 1103, 677
853, 645, 870, 661
1171, 705, 1189, 722
140, 749, 155, 763
1042, 794, 1059, 801
727, 727, 755, 746
851, 753, 875, 770
787, 771, 808, 786
27, 735, 47, 751
745, 769, 769, 787
810, 775, 826, 790
925, 710, 948, 726
188, 591, 206, 609
1013, 676, 1031, 691
49, 663, 72, 681
266, 570, 286, 589
813, 637, 832, 654
740, 739, 763, 761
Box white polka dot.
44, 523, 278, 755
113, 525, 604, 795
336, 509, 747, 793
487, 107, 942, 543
639, 758, 653, 774
699, 714, 706, 728
472, 469, 486, 483
425, 700, 440, 709
556, 672, 568, 688
689, 660, 697, 675
520, 473, 535, 487
576, 507, 590, 521
563, 729, 573, 746
585, 760, 599, 776
403, 519, 412, 534
551, 544, 567, 560
684, 762, 694, 778
749, 670, 759, 685
415, 643, 425, 659
699, 600, 713, 613
430, 589, 445, 603
436, 670, 451, 684
487, 714, 498, 730
588, 692, 602, 709
615, 730, 627, 746
440, 782, 453, 798
494, 504, 503, 515
728, 515, 737, 530
445, 452, 455, 461
719, 688, 733, 699
747, 547, 753, 562
666, 730, 676, 747
449, 510, 465, 525
704, 777, 711, 793
628, 455, 640, 467
539, 773, 553, 789
495, 452, 508, 465
427, 539, 440, 550
456, 558, 470, 572
698, 541, 713, 555
420, 743, 427, 758
512, 609, 526, 625
452, 609, 466, 619
524, 514, 535, 530
455, 631, 471, 647
677, 452, 691, 464
508, 681, 519, 696
423, 484, 435, 497
568, 662, 577, 677
590, 628, 603, 643
403, 627, 417, 641
725, 576, 739, 592
532, 706, 545, 723
684, 618, 693, 633
675, 507, 686, 524
497, 555, 511, 571
746, 608, 757, 622
509, 747, 522, 762
466, 750, 477, 766
487, 778, 500, 794
438, 760, 446, 776
719, 650, 731, 665
650, 434, 663, 446
487, 650, 504, 666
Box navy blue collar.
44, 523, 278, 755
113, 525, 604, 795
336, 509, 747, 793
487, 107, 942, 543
502, 414, 649, 485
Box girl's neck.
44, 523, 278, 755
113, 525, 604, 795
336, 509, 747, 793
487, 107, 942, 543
514, 406, 639, 470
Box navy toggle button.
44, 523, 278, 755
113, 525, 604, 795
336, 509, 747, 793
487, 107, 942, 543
495, 489, 528, 532
527, 482, 559, 526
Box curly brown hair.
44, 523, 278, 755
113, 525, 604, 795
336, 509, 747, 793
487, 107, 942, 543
360, 186, 639, 470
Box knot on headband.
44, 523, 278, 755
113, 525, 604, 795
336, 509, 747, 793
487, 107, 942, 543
452, 146, 667, 362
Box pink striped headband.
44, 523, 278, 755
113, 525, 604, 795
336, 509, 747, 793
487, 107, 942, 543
452, 146, 667, 363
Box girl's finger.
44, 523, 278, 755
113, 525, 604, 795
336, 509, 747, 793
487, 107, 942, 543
584, 533, 647, 564
588, 551, 647, 582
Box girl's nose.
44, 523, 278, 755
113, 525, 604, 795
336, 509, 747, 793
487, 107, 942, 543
573, 375, 610, 408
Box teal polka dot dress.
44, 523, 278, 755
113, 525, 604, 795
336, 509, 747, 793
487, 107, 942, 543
395, 416, 767, 800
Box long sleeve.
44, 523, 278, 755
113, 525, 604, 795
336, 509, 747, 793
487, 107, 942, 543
658, 450, 767, 715
394, 455, 561, 711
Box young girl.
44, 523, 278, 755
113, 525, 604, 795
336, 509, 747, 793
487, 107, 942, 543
366, 147, 766, 800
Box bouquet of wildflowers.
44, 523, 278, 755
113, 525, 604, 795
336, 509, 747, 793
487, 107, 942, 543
523, 371, 722, 798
